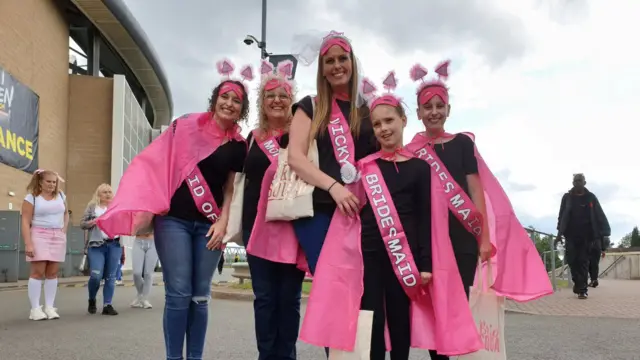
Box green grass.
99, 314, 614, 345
230, 281, 313, 294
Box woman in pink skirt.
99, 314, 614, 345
21, 169, 68, 321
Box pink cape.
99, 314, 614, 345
246, 160, 309, 272
96, 112, 244, 238
299, 170, 482, 355
407, 132, 553, 302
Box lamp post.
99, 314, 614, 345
243, 0, 269, 59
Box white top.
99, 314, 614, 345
94, 205, 109, 239
25, 192, 66, 229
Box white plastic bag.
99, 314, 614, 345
459, 260, 507, 360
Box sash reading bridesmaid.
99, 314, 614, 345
358, 73, 433, 360
96, 60, 254, 360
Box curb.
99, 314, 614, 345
211, 288, 310, 302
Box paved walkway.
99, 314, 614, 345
1, 285, 639, 359
506, 279, 640, 319
3, 273, 639, 319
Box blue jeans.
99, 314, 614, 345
244, 231, 305, 360
87, 241, 122, 305
291, 212, 332, 275
154, 216, 222, 360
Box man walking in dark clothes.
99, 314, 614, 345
556, 173, 610, 299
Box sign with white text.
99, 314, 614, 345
0, 67, 39, 173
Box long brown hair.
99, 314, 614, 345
309, 44, 365, 141
26, 170, 62, 198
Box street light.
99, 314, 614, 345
243, 0, 269, 59
243, 34, 269, 59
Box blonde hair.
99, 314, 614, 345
309, 46, 365, 141
88, 183, 112, 207
255, 74, 296, 137
26, 170, 62, 198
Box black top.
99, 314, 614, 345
565, 193, 593, 238
434, 134, 479, 255
360, 158, 433, 272
241, 132, 289, 231
167, 140, 247, 223
292, 95, 378, 214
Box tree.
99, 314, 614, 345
631, 227, 640, 247
618, 233, 632, 248
527, 226, 562, 272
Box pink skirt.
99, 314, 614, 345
27, 227, 67, 262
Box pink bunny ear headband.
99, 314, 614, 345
360, 70, 402, 111
320, 30, 352, 55
259, 60, 295, 96
34, 168, 65, 182
410, 60, 450, 105
216, 59, 255, 98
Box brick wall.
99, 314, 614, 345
0, 0, 69, 210
66, 75, 114, 224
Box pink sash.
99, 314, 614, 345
359, 151, 423, 300
252, 129, 281, 161
245, 130, 309, 272
328, 98, 359, 184
407, 132, 552, 302
300, 167, 482, 355
406, 132, 494, 254
186, 167, 221, 223
96, 113, 244, 237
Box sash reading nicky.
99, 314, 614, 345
328, 98, 359, 184
252, 129, 281, 163
408, 132, 484, 241
186, 166, 221, 223
360, 153, 423, 300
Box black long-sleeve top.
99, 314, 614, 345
360, 158, 433, 272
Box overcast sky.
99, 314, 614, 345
121, 0, 640, 243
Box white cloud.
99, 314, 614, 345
124, 0, 640, 241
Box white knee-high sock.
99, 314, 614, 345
28, 278, 42, 309
44, 278, 58, 308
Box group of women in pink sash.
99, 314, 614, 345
96, 30, 552, 360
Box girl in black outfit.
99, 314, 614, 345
288, 32, 378, 275
359, 89, 432, 360
410, 61, 493, 360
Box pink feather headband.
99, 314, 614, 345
259, 60, 295, 96
216, 59, 255, 98
320, 30, 352, 55
361, 70, 402, 111
410, 60, 450, 105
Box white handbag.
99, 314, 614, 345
223, 137, 255, 246
460, 260, 507, 360
328, 310, 374, 360
264, 140, 319, 221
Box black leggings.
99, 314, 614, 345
361, 249, 411, 360
428, 252, 477, 360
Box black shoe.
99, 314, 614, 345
589, 280, 599, 288
102, 304, 119, 316
88, 299, 97, 314
578, 292, 588, 299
